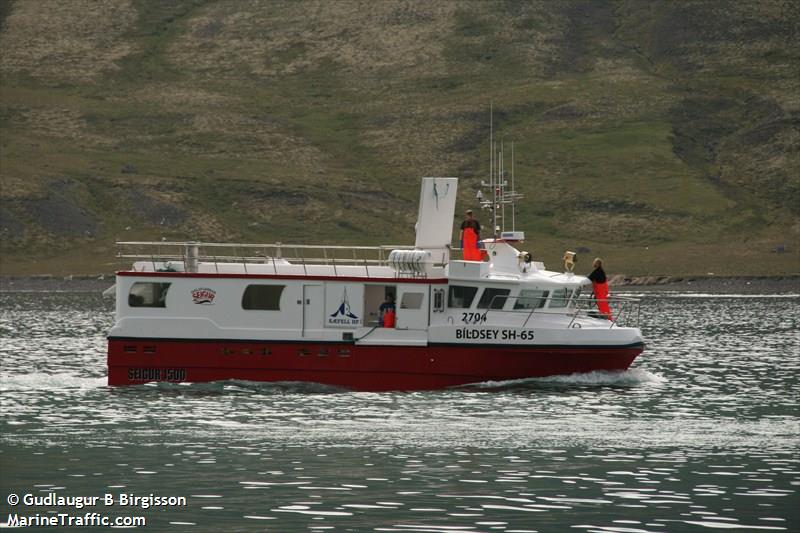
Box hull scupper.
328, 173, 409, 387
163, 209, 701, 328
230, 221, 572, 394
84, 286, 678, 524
107, 177, 644, 390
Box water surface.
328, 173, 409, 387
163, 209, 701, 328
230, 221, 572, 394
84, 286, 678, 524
1, 290, 798, 531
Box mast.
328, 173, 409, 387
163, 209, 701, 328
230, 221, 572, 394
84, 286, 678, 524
478, 106, 523, 238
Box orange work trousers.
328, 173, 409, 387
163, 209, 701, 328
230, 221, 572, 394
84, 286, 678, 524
463, 228, 481, 261
593, 281, 613, 320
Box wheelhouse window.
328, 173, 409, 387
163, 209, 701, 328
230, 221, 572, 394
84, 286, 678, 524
514, 289, 549, 310
448, 285, 478, 308
242, 285, 284, 310
477, 288, 510, 309
400, 292, 424, 310
129, 282, 171, 308
549, 287, 570, 308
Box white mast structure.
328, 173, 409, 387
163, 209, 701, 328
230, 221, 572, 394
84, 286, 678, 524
477, 106, 524, 239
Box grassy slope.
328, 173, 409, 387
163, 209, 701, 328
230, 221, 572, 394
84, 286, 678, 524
0, 0, 798, 277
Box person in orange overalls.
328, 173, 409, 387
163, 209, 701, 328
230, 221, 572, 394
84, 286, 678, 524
459, 210, 482, 261
588, 258, 613, 320
379, 294, 396, 328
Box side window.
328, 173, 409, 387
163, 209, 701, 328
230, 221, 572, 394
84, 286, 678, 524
514, 289, 549, 310
129, 282, 171, 308
242, 285, 284, 310
549, 287, 569, 308
477, 288, 510, 309
448, 285, 478, 308
400, 292, 424, 309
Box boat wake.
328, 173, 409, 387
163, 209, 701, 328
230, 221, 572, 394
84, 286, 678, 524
464, 368, 666, 390
0, 374, 352, 395
219, 379, 349, 394
1, 371, 664, 395
0, 372, 106, 392
140, 379, 349, 395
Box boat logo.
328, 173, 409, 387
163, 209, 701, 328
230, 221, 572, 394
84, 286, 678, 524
191, 288, 216, 305
328, 288, 359, 325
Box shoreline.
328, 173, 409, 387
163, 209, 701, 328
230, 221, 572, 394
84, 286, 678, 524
1, 274, 798, 294
0, 275, 115, 293
610, 275, 799, 294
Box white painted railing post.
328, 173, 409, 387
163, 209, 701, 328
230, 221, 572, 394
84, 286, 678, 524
185, 241, 199, 273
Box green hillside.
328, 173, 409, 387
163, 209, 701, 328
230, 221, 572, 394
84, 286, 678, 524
1, 0, 798, 277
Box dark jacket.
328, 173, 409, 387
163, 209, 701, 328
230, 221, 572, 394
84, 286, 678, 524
588, 267, 607, 284
460, 219, 481, 234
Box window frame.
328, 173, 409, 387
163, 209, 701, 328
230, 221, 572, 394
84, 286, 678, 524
548, 287, 570, 308
242, 284, 285, 311
513, 289, 550, 310
128, 282, 171, 308
477, 287, 511, 310
400, 292, 424, 310
448, 285, 479, 309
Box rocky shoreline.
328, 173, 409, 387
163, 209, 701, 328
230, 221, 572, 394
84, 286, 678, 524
609, 275, 799, 294
1, 274, 798, 294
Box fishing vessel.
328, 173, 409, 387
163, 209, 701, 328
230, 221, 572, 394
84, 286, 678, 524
107, 173, 645, 390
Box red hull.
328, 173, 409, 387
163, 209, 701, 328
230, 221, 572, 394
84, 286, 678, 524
107, 338, 644, 391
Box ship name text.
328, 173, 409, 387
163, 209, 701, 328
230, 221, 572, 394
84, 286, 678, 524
455, 328, 535, 341
127, 368, 187, 382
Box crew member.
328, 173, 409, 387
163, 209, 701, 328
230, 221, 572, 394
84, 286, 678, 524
379, 294, 396, 328
588, 257, 612, 320
459, 209, 482, 261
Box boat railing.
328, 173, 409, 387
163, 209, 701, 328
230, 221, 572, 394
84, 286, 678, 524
482, 294, 641, 329
115, 241, 417, 273
567, 295, 641, 329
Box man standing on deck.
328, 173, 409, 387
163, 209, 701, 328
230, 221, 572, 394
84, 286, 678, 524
459, 210, 482, 261
588, 257, 613, 320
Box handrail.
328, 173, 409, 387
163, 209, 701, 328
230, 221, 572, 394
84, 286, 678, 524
481, 294, 641, 329
117, 254, 394, 264
479, 294, 543, 328
116, 241, 420, 269
116, 241, 413, 250
355, 324, 381, 342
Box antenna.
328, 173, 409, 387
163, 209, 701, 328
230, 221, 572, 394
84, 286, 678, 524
501, 140, 505, 233
490, 102, 492, 190
477, 106, 524, 240
511, 141, 515, 231
475, 106, 522, 239
490, 103, 495, 237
